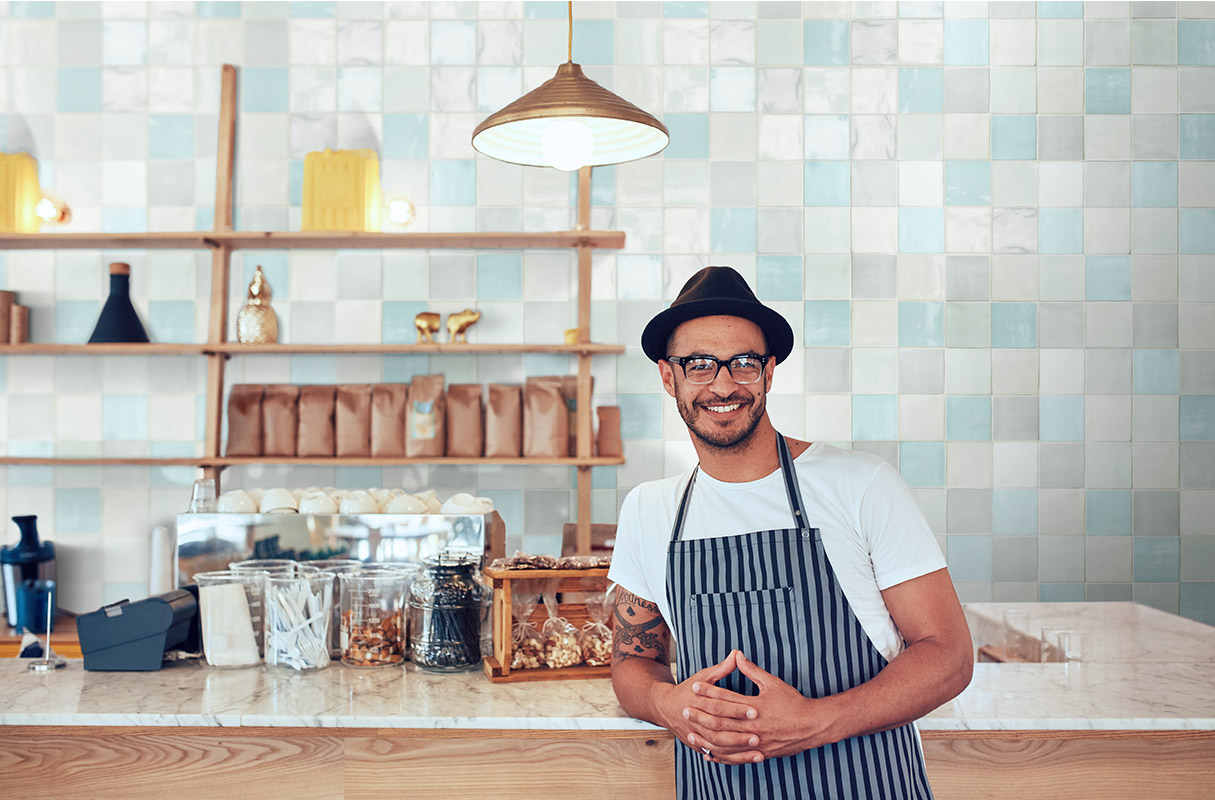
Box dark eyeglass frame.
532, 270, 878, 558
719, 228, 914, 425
665, 353, 771, 385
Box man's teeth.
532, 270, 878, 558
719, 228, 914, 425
705, 403, 742, 413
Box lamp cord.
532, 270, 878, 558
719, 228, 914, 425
567, 0, 573, 62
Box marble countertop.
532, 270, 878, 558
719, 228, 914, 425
2, 602, 1212, 733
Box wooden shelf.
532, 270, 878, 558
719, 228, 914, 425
0, 457, 205, 466
0, 230, 626, 251
0, 342, 625, 356
0, 455, 623, 468
0, 343, 208, 355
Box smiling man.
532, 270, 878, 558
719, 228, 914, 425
607, 266, 973, 800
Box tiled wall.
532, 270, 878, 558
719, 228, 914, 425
0, 0, 1212, 625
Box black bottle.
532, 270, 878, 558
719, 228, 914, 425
88, 262, 149, 343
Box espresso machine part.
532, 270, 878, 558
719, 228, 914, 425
2, 516, 56, 629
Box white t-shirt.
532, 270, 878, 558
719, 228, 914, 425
607, 442, 946, 663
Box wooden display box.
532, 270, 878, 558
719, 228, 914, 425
483, 566, 611, 683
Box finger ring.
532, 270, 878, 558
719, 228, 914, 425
701, 746, 711, 756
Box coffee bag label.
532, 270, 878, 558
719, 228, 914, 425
412, 400, 436, 439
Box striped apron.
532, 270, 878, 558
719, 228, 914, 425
665, 434, 933, 799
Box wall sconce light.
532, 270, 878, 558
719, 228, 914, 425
35, 196, 71, 225
388, 199, 415, 226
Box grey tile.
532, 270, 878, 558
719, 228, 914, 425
851, 162, 897, 207
852, 255, 897, 298
1133, 2, 1176, 18
1181, 351, 1215, 394
1041, 443, 1085, 488
1086, 349, 1132, 395
900, 348, 945, 394
757, 1, 802, 18
147, 160, 194, 206
947, 489, 993, 534
805, 348, 851, 393
1133, 582, 1180, 615
758, 208, 803, 253
1180, 68, 1215, 113
990, 1, 1037, 18
991, 582, 1038, 601
1085, 162, 1131, 207
245, 20, 289, 65
944, 68, 989, 113
1040, 489, 1085, 535
1181, 443, 1215, 488
59, 20, 102, 66
1133, 304, 1179, 348
1039, 116, 1084, 160
1132, 114, 1179, 160
336, 252, 383, 300
429, 253, 476, 299
1134, 490, 1179, 535
289, 301, 335, 344
993, 396, 1039, 440
1087, 583, 1133, 602
992, 208, 1038, 254
616, 1, 664, 17
851, 115, 897, 160
1086, 441, 1132, 487
241, 208, 288, 231
1039, 303, 1085, 348
946, 256, 990, 301
711, 161, 757, 206
992, 536, 1038, 582
758, 68, 803, 113
852, 441, 898, 469
477, 207, 522, 231
1086, 537, 1133, 583
289, 114, 337, 158
1039, 536, 1085, 581
1086, 20, 1131, 66
851, 20, 897, 66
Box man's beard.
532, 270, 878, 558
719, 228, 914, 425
676, 390, 766, 450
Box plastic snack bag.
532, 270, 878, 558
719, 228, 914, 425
579, 582, 615, 666
540, 579, 582, 669
509, 579, 545, 670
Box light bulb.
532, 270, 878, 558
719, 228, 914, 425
388, 199, 415, 226
35, 198, 58, 221
540, 118, 595, 172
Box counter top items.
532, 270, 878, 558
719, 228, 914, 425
340, 569, 408, 667
207, 487, 493, 516
8, 303, 28, 344
264, 572, 333, 671
224, 385, 264, 457
408, 553, 491, 673
336, 384, 373, 457
2, 515, 56, 630
406, 374, 446, 457
302, 149, 380, 232
523, 376, 567, 458
236, 265, 278, 344
76, 587, 199, 672
261, 385, 299, 457
370, 384, 408, 458
446, 309, 480, 343
486, 383, 523, 457
88, 262, 149, 343
0, 290, 14, 344
194, 571, 263, 668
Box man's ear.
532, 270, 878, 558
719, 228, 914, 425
765, 360, 775, 393
659, 360, 677, 398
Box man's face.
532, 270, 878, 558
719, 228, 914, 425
660, 315, 774, 450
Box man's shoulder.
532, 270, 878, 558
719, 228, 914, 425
623, 470, 692, 507
798, 442, 889, 483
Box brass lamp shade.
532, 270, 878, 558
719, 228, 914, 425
471, 62, 669, 169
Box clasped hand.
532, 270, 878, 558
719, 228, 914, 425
657, 649, 820, 765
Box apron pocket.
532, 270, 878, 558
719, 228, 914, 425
686, 587, 804, 696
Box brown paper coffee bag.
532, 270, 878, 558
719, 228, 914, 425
225, 385, 264, 456
406, 374, 446, 457
297, 385, 336, 457
446, 384, 483, 457
485, 384, 522, 457
560, 375, 595, 456
596, 405, 623, 458
370, 384, 408, 458
523, 376, 567, 458
262, 384, 300, 457
336, 384, 373, 457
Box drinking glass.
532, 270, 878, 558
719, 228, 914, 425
1002, 608, 1030, 662
188, 478, 217, 513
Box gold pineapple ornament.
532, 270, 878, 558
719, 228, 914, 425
236, 265, 279, 344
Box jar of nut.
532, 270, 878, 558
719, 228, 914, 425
339, 569, 408, 668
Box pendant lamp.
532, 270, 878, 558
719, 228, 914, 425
471, 2, 669, 171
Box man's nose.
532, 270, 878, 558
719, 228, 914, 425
707, 364, 740, 393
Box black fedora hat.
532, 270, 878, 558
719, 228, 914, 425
640, 266, 795, 365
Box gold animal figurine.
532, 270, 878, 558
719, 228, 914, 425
236, 265, 279, 344
446, 309, 481, 343
414, 311, 441, 344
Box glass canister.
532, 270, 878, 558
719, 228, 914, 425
299, 559, 363, 658
194, 571, 263, 668
339, 569, 408, 667
407, 553, 491, 672
264, 572, 334, 671
229, 559, 297, 655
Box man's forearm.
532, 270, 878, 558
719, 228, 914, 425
611, 656, 677, 727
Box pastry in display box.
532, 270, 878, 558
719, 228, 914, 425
482, 553, 613, 683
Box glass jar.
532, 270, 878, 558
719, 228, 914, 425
299, 559, 363, 658
407, 553, 491, 672
264, 572, 334, 671
228, 559, 297, 655
193, 571, 263, 668
339, 569, 407, 667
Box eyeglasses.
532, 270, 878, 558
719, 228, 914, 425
666, 354, 770, 385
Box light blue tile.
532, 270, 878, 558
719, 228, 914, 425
1039, 3, 1083, 18
1180, 115, 1215, 159
945, 21, 989, 66
994, 489, 1038, 535
480, 489, 523, 538
899, 301, 944, 347
1134, 537, 1179, 582
945, 161, 991, 206
592, 466, 617, 490
853, 394, 898, 440
241, 67, 288, 113
946, 395, 992, 440
102, 208, 147, 233
289, 1, 334, 18
243, 252, 289, 298
1178, 20, 1215, 65
618, 394, 662, 440
149, 441, 197, 488
1086, 255, 1132, 301
804, 20, 850, 65
569, 165, 616, 207
524, 1, 568, 18
1180, 395, 1215, 441
147, 301, 195, 344
102, 395, 148, 441
58, 67, 102, 112
711, 208, 757, 254
10, 1, 56, 17
947, 536, 991, 581
1131, 162, 1178, 207
382, 354, 431, 383
899, 208, 944, 253
1181, 582, 1215, 626
55, 489, 101, 534
195, 207, 215, 231
1134, 349, 1179, 395
663, 1, 708, 18
573, 20, 614, 65
1039, 208, 1084, 254
1087, 490, 1132, 535
1085, 68, 1131, 114
1040, 583, 1086, 601
199, 1, 244, 18
55, 300, 100, 344
1180, 208, 1215, 253
289, 160, 304, 205
900, 441, 945, 487
757, 255, 803, 302
289, 354, 338, 384
383, 114, 428, 159
382, 301, 429, 344
1040, 396, 1085, 442
898, 68, 943, 113
8, 466, 53, 487
991, 302, 1037, 348
148, 115, 194, 159
804, 161, 850, 206
336, 466, 382, 489
431, 21, 476, 65
804, 300, 851, 346
429, 160, 476, 206
664, 114, 710, 159
477, 254, 522, 300
991, 115, 1036, 159
616, 255, 661, 300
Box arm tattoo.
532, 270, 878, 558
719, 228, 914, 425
612, 588, 669, 665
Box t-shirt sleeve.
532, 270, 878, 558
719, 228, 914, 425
858, 460, 947, 590
606, 487, 660, 603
